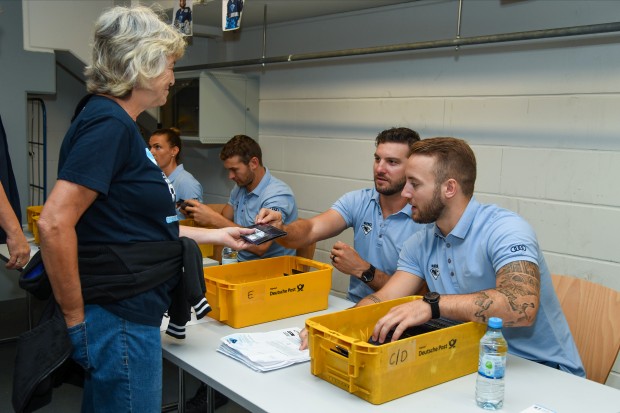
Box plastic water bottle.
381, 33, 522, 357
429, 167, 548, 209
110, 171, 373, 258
221, 247, 238, 265
475, 317, 508, 410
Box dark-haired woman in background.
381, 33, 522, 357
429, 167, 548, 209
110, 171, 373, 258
149, 127, 203, 219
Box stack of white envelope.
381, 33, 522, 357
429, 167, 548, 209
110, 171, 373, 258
217, 327, 310, 372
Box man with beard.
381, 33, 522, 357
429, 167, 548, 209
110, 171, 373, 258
255, 127, 424, 303
184, 134, 298, 261
355, 137, 584, 376
182, 134, 298, 411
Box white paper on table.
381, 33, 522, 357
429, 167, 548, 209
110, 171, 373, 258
217, 327, 309, 372
217, 344, 294, 372
520, 405, 557, 413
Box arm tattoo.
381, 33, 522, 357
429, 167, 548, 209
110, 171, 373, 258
366, 294, 381, 304
473, 291, 492, 324
472, 261, 540, 325
496, 261, 540, 326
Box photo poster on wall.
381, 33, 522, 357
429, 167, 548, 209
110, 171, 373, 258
173, 0, 193, 36
222, 0, 244, 31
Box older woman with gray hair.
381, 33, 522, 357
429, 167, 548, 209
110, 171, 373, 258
36, 5, 251, 412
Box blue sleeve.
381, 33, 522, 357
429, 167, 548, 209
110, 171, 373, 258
58, 116, 130, 196
487, 215, 541, 272
397, 231, 426, 278
191, 181, 203, 203
228, 186, 239, 208
260, 189, 297, 224
175, 173, 203, 203
331, 191, 358, 227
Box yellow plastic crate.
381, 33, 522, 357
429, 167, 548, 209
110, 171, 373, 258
306, 296, 486, 405
178, 218, 214, 258
26, 205, 43, 232
204, 256, 332, 328
31, 215, 41, 244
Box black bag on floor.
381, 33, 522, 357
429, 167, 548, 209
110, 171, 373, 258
12, 300, 83, 413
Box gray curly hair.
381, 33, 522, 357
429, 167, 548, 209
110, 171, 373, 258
85, 5, 186, 97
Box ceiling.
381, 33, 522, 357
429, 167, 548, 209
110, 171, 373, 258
187, 0, 414, 28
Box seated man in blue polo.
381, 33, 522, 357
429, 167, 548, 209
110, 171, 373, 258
354, 137, 584, 376
184, 134, 298, 261
255, 127, 425, 303
183, 134, 298, 412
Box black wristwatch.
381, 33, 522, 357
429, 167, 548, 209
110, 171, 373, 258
423, 291, 441, 319
360, 264, 376, 283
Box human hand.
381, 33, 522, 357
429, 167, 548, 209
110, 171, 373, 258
5, 231, 30, 270
329, 241, 366, 277
177, 199, 196, 217
183, 200, 218, 227
298, 327, 309, 350
254, 208, 283, 228
370, 299, 431, 344
218, 226, 254, 250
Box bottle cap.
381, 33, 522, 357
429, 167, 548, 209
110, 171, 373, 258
489, 317, 503, 329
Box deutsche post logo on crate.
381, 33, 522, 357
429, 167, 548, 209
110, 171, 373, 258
306, 296, 486, 404
205, 256, 332, 328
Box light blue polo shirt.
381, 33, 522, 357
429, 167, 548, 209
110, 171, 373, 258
168, 164, 203, 219
332, 188, 424, 303
398, 197, 585, 376
229, 167, 298, 261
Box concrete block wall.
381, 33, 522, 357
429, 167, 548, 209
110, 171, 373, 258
184, 0, 620, 387
12, 0, 620, 387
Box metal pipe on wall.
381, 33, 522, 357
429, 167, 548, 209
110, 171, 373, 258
455, 0, 463, 51
261, 4, 267, 67
179, 21, 620, 72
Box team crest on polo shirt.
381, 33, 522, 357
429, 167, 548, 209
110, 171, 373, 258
430, 264, 440, 280
361, 222, 372, 235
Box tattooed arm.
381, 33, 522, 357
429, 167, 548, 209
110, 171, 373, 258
441, 260, 541, 327
371, 261, 540, 343
476, 260, 540, 326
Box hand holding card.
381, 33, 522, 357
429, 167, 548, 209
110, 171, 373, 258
176, 199, 197, 209
242, 224, 287, 245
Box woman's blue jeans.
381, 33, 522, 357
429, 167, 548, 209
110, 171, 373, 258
68, 304, 162, 413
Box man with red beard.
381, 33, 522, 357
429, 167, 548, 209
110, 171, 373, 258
256, 127, 424, 303
360, 137, 584, 376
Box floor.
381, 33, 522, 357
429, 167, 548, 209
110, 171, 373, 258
0, 296, 249, 413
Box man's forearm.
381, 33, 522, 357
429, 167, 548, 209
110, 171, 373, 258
360, 268, 391, 291
194, 211, 237, 230
438, 290, 538, 328
276, 219, 313, 249
356, 293, 382, 307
